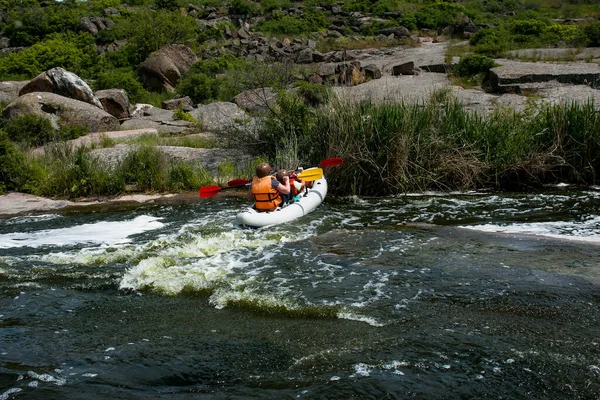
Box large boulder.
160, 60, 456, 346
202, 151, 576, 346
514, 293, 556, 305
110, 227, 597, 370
232, 88, 277, 115
189, 101, 255, 133
19, 67, 103, 108
95, 89, 130, 120
3, 92, 120, 132
139, 44, 197, 93
0, 81, 28, 104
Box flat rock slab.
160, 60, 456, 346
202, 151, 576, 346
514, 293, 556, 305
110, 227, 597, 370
89, 145, 253, 175
488, 59, 600, 90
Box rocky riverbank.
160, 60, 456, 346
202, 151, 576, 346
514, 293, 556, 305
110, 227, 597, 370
2, 39, 600, 217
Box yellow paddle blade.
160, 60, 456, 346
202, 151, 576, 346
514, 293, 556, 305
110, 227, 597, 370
298, 167, 323, 182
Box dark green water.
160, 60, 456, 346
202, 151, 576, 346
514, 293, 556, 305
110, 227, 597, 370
1, 189, 600, 399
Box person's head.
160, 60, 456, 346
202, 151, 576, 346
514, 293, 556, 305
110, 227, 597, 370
256, 162, 271, 178
275, 169, 288, 182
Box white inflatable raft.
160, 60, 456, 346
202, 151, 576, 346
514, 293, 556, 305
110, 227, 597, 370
236, 177, 328, 228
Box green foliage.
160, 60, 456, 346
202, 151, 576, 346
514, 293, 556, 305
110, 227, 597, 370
3, 4, 86, 46
173, 108, 198, 123
258, 89, 316, 168
120, 9, 199, 64
414, 1, 467, 30
511, 19, 547, 35
260, 0, 291, 13
470, 28, 509, 57
155, 0, 181, 11
0, 32, 98, 80
583, 20, 600, 46
94, 67, 147, 103
177, 55, 261, 104
454, 54, 496, 77
0, 130, 26, 193
295, 81, 331, 107
255, 8, 327, 35
121, 145, 168, 191
228, 0, 257, 16
0, 115, 88, 147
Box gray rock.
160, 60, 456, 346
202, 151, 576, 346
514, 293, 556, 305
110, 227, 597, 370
89, 145, 253, 176
79, 17, 98, 35
296, 48, 314, 64
3, 92, 119, 132
162, 96, 195, 111
232, 88, 277, 115
0, 81, 28, 104
95, 89, 130, 120
486, 59, 600, 93
19, 67, 103, 108
189, 101, 255, 133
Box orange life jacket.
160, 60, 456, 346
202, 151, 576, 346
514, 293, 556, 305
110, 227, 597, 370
252, 176, 282, 211
290, 176, 305, 196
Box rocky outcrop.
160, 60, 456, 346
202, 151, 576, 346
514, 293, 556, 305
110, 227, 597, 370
89, 145, 253, 176
189, 101, 256, 133
121, 104, 196, 134
95, 89, 130, 120
485, 60, 600, 94
3, 92, 119, 132
139, 44, 198, 93
162, 96, 194, 111
0, 81, 27, 104
19, 67, 103, 109
232, 88, 277, 115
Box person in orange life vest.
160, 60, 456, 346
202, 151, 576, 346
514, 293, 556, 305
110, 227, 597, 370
246, 162, 290, 212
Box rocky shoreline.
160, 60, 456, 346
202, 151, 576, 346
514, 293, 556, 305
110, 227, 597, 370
2, 39, 600, 218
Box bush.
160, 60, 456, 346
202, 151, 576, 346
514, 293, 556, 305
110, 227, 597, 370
454, 54, 496, 77
511, 19, 546, 35
470, 29, 509, 57
0, 130, 26, 193
0, 32, 98, 80
95, 67, 146, 103
583, 20, 600, 47
0, 115, 88, 147
255, 8, 327, 35
415, 2, 468, 31
228, 0, 257, 16
296, 81, 331, 107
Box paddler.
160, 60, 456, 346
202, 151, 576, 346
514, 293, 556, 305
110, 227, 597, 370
247, 162, 290, 212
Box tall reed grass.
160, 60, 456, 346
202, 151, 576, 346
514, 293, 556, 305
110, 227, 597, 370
18, 144, 214, 198
301, 98, 599, 195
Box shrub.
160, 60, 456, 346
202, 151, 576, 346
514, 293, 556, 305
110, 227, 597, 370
0, 115, 88, 147
415, 2, 468, 31
296, 81, 331, 107
260, 0, 291, 14
0, 130, 26, 193
95, 67, 146, 102
583, 20, 600, 47
154, 0, 181, 11
454, 54, 496, 77
470, 29, 509, 57
0, 32, 98, 80
511, 19, 546, 35
228, 0, 257, 16
255, 8, 327, 35
120, 145, 169, 191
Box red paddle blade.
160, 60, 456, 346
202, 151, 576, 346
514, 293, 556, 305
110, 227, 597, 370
199, 185, 222, 198
318, 157, 343, 168
227, 178, 250, 187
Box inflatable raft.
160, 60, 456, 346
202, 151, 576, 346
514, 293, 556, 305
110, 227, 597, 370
236, 176, 328, 229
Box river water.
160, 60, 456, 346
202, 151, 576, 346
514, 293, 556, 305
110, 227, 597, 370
1, 187, 600, 399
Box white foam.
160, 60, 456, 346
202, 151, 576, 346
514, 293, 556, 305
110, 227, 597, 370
0, 215, 164, 249
460, 216, 600, 243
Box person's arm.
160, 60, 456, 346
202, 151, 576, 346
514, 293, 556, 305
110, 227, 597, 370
276, 176, 290, 195
246, 185, 253, 200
